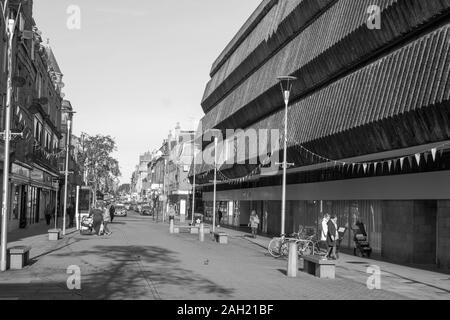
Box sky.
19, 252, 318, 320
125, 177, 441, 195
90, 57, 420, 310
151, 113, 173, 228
33, 0, 261, 184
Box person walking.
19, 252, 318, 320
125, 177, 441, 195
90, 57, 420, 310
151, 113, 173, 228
103, 204, 112, 236
45, 203, 52, 226
248, 211, 260, 238
91, 204, 104, 236
218, 210, 223, 227
168, 204, 176, 220
321, 214, 330, 253
109, 203, 116, 223
327, 215, 339, 260
68, 202, 76, 228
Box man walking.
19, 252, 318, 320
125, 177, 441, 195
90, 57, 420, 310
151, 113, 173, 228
327, 215, 339, 260
68, 202, 76, 228
45, 203, 52, 226
109, 203, 115, 223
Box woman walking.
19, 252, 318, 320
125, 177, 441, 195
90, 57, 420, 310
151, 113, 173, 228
248, 211, 260, 238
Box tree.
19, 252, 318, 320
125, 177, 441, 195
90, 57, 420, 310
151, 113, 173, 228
118, 184, 131, 195
77, 135, 121, 201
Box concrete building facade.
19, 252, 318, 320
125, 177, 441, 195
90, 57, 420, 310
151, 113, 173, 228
193, 0, 450, 271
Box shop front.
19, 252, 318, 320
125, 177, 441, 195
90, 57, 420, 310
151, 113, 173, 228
8, 163, 58, 231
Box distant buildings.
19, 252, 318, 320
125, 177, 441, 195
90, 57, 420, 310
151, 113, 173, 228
132, 123, 198, 221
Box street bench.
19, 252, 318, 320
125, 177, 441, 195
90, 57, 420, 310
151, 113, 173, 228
303, 255, 336, 279
8, 246, 31, 270
174, 225, 210, 234
48, 229, 61, 241
174, 226, 198, 234
213, 232, 229, 244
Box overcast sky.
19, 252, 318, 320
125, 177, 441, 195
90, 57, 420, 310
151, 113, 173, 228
33, 0, 261, 184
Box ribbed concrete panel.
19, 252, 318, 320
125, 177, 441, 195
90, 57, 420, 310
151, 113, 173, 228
200, 0, 450, 133
195, 25, 450, 175
203, 0, 327, 111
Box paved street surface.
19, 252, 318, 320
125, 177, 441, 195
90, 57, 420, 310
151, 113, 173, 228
0, 211, 449, 300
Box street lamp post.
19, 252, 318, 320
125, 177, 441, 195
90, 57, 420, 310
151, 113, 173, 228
212, 137, 218, 234
1, 1, 24, 272
277, 76, 297, 237
62, 111, 75, 236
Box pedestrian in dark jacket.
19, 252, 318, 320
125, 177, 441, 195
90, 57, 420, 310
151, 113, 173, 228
68, 203, 76, 228
45, 203, 52, 226
91, 205, 104, 236
327, 216, 338, 260
109, 204, 115, 223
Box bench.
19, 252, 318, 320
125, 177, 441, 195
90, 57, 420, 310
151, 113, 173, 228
302, 255, 336, 279
213, 232, 229, 244
8, 246, 31, 270
174, 226, 211, 234
48, 229, 61, 241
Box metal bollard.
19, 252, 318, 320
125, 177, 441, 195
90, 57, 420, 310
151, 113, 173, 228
287, 241, 298, 278
199, 223, 204, 242
169, 219, 174, 234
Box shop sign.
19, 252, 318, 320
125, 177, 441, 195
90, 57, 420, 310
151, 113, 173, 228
11, 164, 30, 178
31, 169, 44, 182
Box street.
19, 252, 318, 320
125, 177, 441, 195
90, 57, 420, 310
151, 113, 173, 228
1, 211, 449, 300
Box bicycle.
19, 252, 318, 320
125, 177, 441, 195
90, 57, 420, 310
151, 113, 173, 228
268, 233, 300, 258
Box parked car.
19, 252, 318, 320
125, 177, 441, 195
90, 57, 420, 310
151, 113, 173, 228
141, 205, 153, 216
115, 204, 127, 217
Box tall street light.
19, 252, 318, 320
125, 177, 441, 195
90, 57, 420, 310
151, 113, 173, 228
277, 76, 297, 237
62, 110, 76, 236
1, 0, 25, 272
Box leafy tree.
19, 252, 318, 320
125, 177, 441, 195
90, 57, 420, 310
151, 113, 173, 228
77, 135, 121, 200
118, 184, 131, 195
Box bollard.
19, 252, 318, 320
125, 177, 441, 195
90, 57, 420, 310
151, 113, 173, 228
169, 219, 174, 234
199, 223, 204, 242
287, 241, 298, 278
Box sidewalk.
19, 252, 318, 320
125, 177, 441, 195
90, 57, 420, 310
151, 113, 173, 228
6, 223, 79, 260
0, 223, 81, 300
213, 225, 450, 300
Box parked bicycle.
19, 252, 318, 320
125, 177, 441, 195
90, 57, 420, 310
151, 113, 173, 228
268, 226, 328, 258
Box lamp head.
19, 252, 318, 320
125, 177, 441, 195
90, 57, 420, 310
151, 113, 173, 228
277, 76, 298, 104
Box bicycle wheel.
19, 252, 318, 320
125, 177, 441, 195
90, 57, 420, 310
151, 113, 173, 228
268, 238, 283, 258
280, 241, 289, 257
297, 241, 313, 256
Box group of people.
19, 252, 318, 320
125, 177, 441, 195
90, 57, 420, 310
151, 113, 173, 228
320, 214, 341, 260
89, 202, 115, 236
44, 202, 76, 228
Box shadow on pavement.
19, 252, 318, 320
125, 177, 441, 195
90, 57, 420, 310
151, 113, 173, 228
50, 245, 235, 300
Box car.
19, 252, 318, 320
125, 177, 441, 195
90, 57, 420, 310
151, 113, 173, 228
141, 205, 153, 216
114, 204, 127, 217
124, 203, 131, 211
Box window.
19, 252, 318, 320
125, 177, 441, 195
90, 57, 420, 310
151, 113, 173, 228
34, 118, 43, 143
45, 130, 51, 150
53, 135, 59, 151
35, 73, 42, 98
